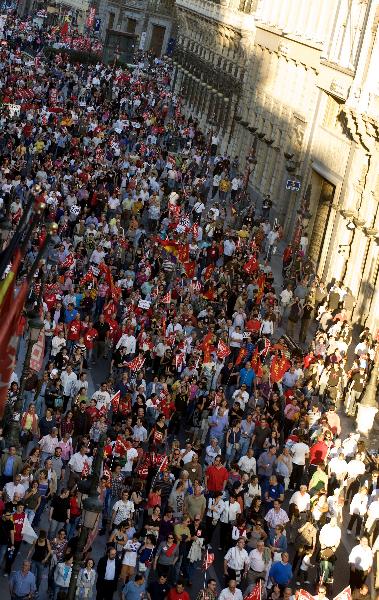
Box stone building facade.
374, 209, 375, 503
173, 0, 379, 333
96, 0, 174, 62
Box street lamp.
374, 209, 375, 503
356, 346, 379, 437
67, 435, 105, 600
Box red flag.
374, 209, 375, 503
250, 348, 263, 378
244, 581, 262, 600
217, 340, 231, 359
204, 264, 214, 281
162, 291, 171, 304
270, 355, 291, 383
114, 435, 128, 456
192, 223, 199, 240
235, 348, 247, 366
126, 355, 146, 371
177, 243, 189, 264
243, 256, 258, 275
202, 287, 215, 301
333, 587, 352, 600
60, 21, 69, 37
183, 261, 196, 279
111, 390, 120, 412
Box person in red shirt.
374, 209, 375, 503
205, 455, 229, 494
309, 434, 329, 476
86, 399, 99, 424
167, 582, 190, 600
6, 501, 26, 574
105, 312, 120, 352
66, 313, 82, 353
83, 321, 98, 364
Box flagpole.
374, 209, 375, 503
203, 547, 208, 590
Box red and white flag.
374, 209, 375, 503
202, 548, 214, 571
61, 253, 74, 269
162, 291, 171, 304
333, 587, 352, 600
217, 340, 231, 359
244, 581, 262, 600
111, 390, 120, 412
158, 456, 168, 473
82, 461, 90, 477
126, 355, 146, 372
175, 352, 185, 370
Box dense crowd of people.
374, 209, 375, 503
0, 11, 378, 600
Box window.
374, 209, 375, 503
126, 18, 137, 33
322, 94, 343, 129
108, 12, 115, 30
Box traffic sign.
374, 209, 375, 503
286, 179, 301, 191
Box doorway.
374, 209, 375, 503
308, 175, 336, 268
149, 24, 166, 56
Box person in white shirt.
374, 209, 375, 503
39, 428, 59, 464
328, 453, 348, 482
347, 486, 369, 537
91, 384, 111, 412
289, 485, 311, 514
219, 580, 243, 600
111, 490, 135, 527
121, 445, 138, 475
224, 237, 236, 259
289, 439, 309, 490
68, 446, 92, 488
232, 387, 249, 411
348, 537, 374, 588
60, 365, 77, 409
247, 540, 270, 583
220, 497, 242, 550
205, 438, 221, 465
5, 474, 25, 501
319, 517, 341, 551
224, 538, 249, 584
238, 449, 256, 476
116, 333, 136, 355
265, 501, 289, 534
230, 327, 243, 359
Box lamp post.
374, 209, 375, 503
356, 345, 379, 437
67, 434, 105, 600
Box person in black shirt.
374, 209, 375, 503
93, 315, 110, 360
0, 510, 14, 567
148, 574, 171, 600
48, 489, 70, 539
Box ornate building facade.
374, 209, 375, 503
173, 0, 379, 333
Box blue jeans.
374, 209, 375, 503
239, 437, 251, 458
225, 443, 238, 466
0, 544, 7, 570
31, 560, 45, 588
